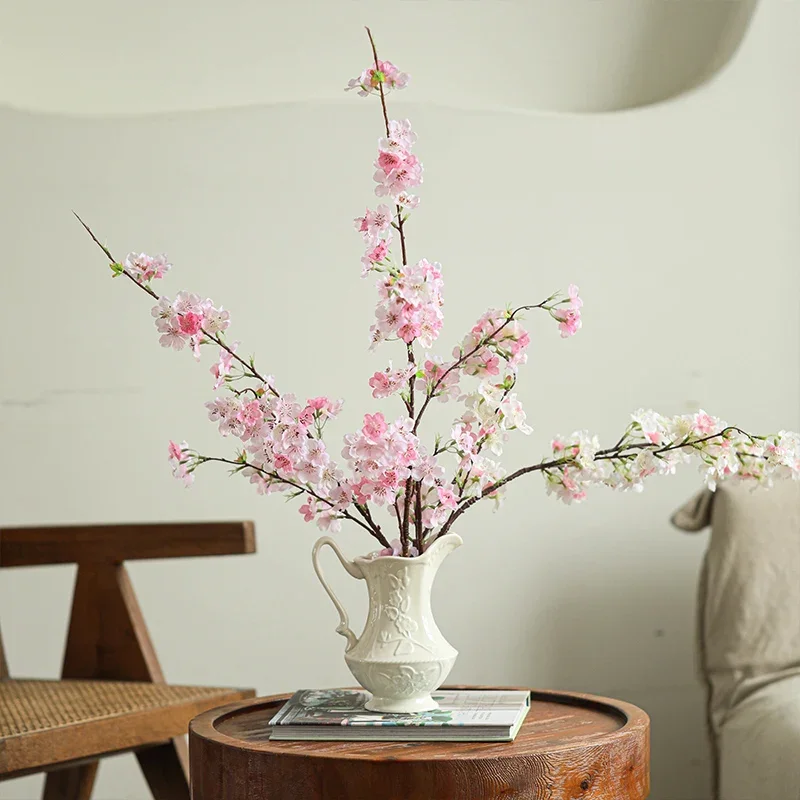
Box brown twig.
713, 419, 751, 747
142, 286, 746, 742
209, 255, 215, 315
413, 301, 549, 434
74, 212, 277, 395
434, 426, 759, 541
364, 27, 417, 554
202, 455, 390, 547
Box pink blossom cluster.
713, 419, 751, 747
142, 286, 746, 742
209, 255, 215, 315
551, 284, 583, 338
545, 411, 800, 503
341, 412, 423, 507
151, 290, 230, 357
369, 363, 416, 399
456, 310, 531, 378
370, 258, 444, 349
167, 440, 194, 487
125, 252, 171, 284
373, 119, 422, 200
354, 204, 394, 276
202, 389, 354, 529
446, 380, 532, 501
415, 357, 461, 403
346, 60, 409, 97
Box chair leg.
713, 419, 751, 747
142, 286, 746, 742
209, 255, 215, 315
136, 741, 190, 800
42, 762, 99, 800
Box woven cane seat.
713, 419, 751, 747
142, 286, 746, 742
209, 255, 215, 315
0, 679, 251, 779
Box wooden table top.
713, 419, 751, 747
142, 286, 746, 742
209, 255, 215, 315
190, 687, 647, 761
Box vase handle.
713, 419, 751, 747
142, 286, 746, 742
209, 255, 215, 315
311, 536, 362, 653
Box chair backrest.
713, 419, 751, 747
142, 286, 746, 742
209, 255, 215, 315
0, 521, 255, 680
0, 521, 255, 567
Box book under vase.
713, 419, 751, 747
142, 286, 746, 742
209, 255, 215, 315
269, 688, 532, 742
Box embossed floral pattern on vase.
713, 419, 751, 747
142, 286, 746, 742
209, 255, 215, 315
314, 533, 463, 713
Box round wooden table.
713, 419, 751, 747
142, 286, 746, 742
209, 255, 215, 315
189, 688, 649, 800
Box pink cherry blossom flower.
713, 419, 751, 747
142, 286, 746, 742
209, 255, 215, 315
362, 239, 391, 273
568, 283, 582, 310
411, 454, 445, 486
345, 61, 409, 96
240, 400, 263, 427
369, 364, 413, 399
316, 510, 343, 533
437, 485, 458, 510
298, 499, 317, 523
125, 252, 172, 284
693, 410, 721, 436
210, 344, 238, 390
203, 305, 230, 334
380, 119, 417, 152
158, 319, 188, 351
306, 397, 343, 419
553, 307, 582, 338
363, 412, 388, 442
632, 409, 665, 445
168, 440, 187, 464
273, 453, 294, 474
396, 192, 420, 210
167, 440, 193, 487
376, 149, 404, 174
374, 152, 423, 199
298, 406, 315, 427
178, 311, 203, 336
173, 291, 203, 316
354, 204, 393, 241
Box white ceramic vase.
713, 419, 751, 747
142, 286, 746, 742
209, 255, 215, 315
312, 533, 462, 713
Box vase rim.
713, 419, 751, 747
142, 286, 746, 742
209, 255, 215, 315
354, 532, 463, 565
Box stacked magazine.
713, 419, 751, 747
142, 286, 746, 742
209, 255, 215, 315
268, 689, 531, 742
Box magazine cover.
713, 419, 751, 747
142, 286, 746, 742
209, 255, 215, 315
270, 689, 530, 727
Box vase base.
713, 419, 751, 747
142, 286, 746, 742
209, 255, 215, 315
365, 694, 439, 714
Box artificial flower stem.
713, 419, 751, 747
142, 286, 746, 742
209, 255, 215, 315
201, 455, 391, 547
434, 425, 765, 541
365, 27, 409, 267
74, 212, 277, 395
412, 302, 549, 434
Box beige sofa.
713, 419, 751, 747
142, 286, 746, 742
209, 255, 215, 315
672, 480, 800, 800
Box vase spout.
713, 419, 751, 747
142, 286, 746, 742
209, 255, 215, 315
420, 532, 463, 572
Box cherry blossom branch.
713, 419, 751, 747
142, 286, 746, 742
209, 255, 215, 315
412, 301, 549, 434
454, 381, 516, 499
366, 26, 408, 267
354, 500, 389, 545
199, 455, 391, 547
434, 426, 763, 541
74, 212, 276, 395
365, 26, 418, 555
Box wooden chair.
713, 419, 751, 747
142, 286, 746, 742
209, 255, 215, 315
0, 522, 257, 799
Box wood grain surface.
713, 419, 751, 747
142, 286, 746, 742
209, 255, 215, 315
0, 521, 255, 566
190, 688, 649, 799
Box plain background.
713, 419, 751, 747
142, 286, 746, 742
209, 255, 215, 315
1, 2, 798, 798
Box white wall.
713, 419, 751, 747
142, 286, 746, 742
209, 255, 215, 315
1, 2, 798, 799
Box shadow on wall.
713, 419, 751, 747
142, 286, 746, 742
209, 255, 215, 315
0, 0, 758, 116
528, 0, 759, 112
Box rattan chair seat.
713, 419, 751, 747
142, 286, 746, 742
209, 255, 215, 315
0, 679, 242, 738
0, 679, 251, 779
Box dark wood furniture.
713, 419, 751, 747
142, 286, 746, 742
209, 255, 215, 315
190, 687, 650, 799
0, 521, 257, 800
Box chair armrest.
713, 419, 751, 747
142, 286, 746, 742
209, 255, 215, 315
0, 521, 255, 566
